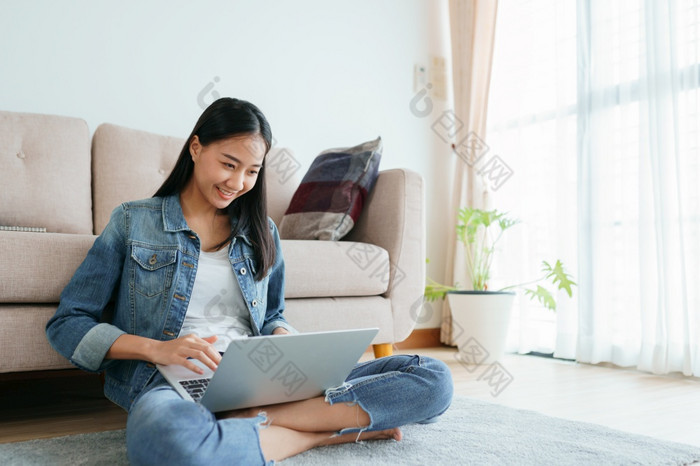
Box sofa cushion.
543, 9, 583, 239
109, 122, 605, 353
0, 232, 96, 303
279, 137, 382, 240
92, 123, 184, 235
284, 296, 393, 343
92, 123, 300, 234
264, 147, 303, 226
281, 240, 390, 298
0, 232, 388, 303
0, 305, 75, 372
0, 111, 92, 234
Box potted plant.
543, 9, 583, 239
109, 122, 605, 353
425, 207, 576, 364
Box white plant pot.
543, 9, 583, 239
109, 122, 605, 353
447, 291, 516, 365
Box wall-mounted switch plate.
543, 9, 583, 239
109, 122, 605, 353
414, 63, 428, 93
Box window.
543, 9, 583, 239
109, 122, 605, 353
486, 0, 700, 368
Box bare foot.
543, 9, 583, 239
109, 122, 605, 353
362, 427, 403, 442
259, 425, 402, 462
319, 427, 403, 446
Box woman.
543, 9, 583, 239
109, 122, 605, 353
46, 97, 453, 464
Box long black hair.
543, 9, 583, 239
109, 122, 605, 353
154, 97, 275, 280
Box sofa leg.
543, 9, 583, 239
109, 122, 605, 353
372, 343, 393, 358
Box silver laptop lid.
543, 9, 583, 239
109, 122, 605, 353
200, 328, 379, 412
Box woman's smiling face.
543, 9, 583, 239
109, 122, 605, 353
186, 134, 266, 211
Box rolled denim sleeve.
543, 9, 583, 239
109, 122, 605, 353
262, 319, 297, 335
260, 219, 298, 336
72, 323, 126, 371
46, 206, 128, 373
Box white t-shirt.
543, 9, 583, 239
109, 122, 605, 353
179, 247, 253, 352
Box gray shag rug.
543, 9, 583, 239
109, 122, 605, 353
3, 396, 699, 465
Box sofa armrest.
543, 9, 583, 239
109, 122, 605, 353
343, 168, 425, 343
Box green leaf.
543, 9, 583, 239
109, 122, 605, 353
423, 287, 445, 302
424, 280, 459, 302
542, 260, 577, 297
455, 207, 520, 291
498, 216, 520, 231
524, 285, 557, 311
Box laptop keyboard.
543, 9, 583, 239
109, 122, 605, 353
179, 378, 211, 402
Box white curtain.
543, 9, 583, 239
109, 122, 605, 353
487, 0, 700, 375
577, 0, 700, 375
440, 0, 499, 346
486, 1, 579, 358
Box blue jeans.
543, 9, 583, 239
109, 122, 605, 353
126, 355, 453, 465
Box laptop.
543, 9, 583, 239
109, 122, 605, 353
157, 328, 379, 413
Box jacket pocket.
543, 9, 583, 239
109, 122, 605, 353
131, 245, 177, 297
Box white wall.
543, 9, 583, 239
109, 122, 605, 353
0, 0, 455, 329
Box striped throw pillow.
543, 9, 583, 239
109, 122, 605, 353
279, 137, 382, 240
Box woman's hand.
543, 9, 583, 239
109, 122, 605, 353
151, 334, 222, 375
272, 327, 290, 335
106, 333, 222, 375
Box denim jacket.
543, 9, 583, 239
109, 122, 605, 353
46, 194, 296, 411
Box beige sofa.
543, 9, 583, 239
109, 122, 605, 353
0, 110, 425, 374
